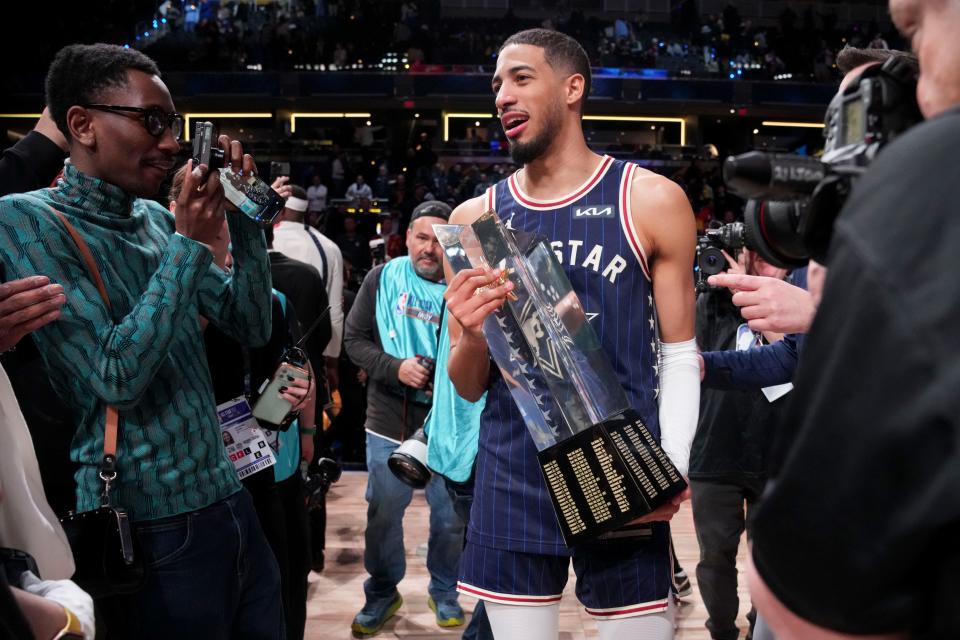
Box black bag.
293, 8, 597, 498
51, 208, 147, 598
59, 503, 145, 598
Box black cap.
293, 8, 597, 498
409, 200, 452, 223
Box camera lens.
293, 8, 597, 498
743, 199, 809, 268
698, 246, 727, 276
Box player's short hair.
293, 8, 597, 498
500, 29, 591, 112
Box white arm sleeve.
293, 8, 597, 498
657, 338, 700, 478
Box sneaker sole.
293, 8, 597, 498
427, 596, 465, 628
351, 594, 403, 638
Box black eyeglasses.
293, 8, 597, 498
82, 104, 184, 141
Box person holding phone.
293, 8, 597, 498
0, 43, 281, 638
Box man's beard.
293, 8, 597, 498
413, 256, 442, 281
508, 104, 562, 165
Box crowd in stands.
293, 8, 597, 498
140, 0, 902, 82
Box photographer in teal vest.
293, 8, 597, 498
343, 201, 467, 637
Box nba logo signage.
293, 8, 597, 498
395, 291, 408, 315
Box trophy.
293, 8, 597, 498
434, 211, 687, 546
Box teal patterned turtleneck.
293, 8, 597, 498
0, 161, 273, 521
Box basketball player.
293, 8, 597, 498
443, 29, 700, 640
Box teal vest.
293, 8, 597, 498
374, 257, 446, 405
424, 310, 486, 482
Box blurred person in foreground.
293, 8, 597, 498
748, 1, 960, 637
1, 282, 94, 639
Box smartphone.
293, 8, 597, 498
190, 120, 285, 227
191, 121, 223, 169
252, 362, 310, 426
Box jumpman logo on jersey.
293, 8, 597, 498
502, 211, 516, 230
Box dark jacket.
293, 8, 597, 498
690, 286, 785, 487
751, 107, 960, 636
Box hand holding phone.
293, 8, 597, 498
252, 361, 310, 426
191, 121, 285, 227
174, 157, 228, 246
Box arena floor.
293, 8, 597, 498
307, 471, 752, 639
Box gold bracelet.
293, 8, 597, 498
52, 605, 84, 639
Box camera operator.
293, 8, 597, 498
747, 2, 960, 637
690, 249, 792, 640
700, 46, 919, 391
343, 200, 467, 637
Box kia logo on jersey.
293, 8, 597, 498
573, 205, 615, 218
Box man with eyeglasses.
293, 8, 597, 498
0, 43, 283, 638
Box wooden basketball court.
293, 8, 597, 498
306, 471, 752, 639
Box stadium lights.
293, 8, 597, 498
761, 121, 825, 129
582, 115, 687, 146
183, 113, 273, 141
290, 112, 372, 133
442, 112, 496, 141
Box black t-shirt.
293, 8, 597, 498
204, 293, 300, 407
336, 233, 370, 272
750, 107, 960, 637
0, 130, 66, 197
689, 287, 783, 488
269, 251, 331, 380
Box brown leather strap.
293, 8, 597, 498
52, 211, 112, 313
50, 209, 119, 458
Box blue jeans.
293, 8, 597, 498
443, 475, 494, 640
100, 489, 284, 639
363, 432, 464, 607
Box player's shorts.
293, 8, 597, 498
458, 522, 676, 620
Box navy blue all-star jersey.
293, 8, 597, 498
467, 156, 662, 556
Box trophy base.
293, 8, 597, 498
535, 409, 687, 547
